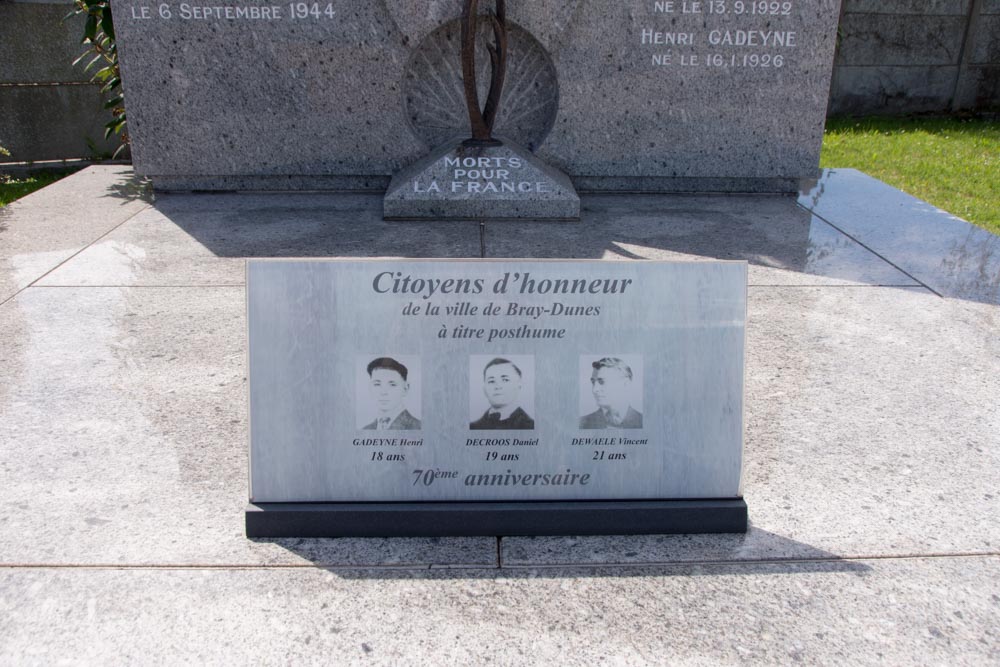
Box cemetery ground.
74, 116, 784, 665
0, 162, 997, 663
0, 146, 1000, 665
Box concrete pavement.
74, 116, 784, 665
0, 167, 997, 664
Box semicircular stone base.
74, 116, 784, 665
384, 137, 580, 221
403, 17, 559, 151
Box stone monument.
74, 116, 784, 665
111, 0, 842, 194
383, 0, 580, 220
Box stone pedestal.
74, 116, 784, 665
383, 137, 580, 221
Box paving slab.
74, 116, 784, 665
0, 286, 495, 568
0, 166, 151, 301
503, 286, 1000, 566
483, 193, 920, 287
37, 193, 483, 287
1, 557, 998, 664
800, 169, 1000, 304
36, 190, 920, 289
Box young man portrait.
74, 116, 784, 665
362, 356, 421, 430
580, 356, 643, 429
470, 357, 535, 430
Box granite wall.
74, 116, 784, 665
111, 0, 844, 192
3, 0, 997, 165
829, 0, 1000, 114
0, 0, 117, 163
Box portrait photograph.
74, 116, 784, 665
578, 355, 644, 430
355, 355, 422, 431
468, 354, 536, 430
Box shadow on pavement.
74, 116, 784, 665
252, 525, 873, 577
150, 190, 924, 291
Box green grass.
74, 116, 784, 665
0, 171, 73, 208
821, 116, 1000, 235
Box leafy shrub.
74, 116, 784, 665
68, 1, 128, 158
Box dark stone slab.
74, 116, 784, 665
246, 499, 749, 537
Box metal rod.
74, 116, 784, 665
461, 0, 508, 146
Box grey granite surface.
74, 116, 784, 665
384, 138, 580, 220
150, 175, 392, 193
37, 193, 483, 287
0, 166, 150, 302
800, 169, 1000, 304
2, 558, 999, 664
111, 0, 840, 191
484, 193, 919, 287
402, 18, 560, 151
573, 176, 803, 194
36, 189, 917, 289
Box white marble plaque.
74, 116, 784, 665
248, 259, 746, 502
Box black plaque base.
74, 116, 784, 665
245, 499, 748, 538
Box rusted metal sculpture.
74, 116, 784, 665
461, 0, 508, 146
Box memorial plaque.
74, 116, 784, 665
112, 0, 841, 192
247, 259, 747, 534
